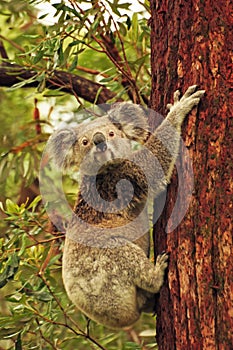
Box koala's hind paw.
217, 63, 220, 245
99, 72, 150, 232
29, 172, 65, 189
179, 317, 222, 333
155, 252, 169, 271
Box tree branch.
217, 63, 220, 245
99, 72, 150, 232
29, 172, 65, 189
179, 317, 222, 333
0, 63, 119, 105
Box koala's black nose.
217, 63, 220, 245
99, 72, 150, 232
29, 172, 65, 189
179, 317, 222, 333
93, 132, 107, 152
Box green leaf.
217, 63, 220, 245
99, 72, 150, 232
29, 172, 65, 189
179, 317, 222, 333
129, 54, 148, 66
63, 45, 72, 64
32, 290, 53, 302
43, 90, 64, 97
117, 2, 132, 9
123, 342, 142, 349
8, 253, 19, 269
91, 17, 100, 32
18, 234, 28, 257
33, 50, 44, 64
58, 46, 64, 65
118, 22, 127, 36
52, 3, 82, 19
69, 40, 85, 47
38, 13, 49, 20
5, 198, 19, 213
27, 195, 42, 211
131, 13, 139, 41
99, 76, 114, 83
22, 34, 41, 39
0, 157, 11, 183
0, 253, 19, 288
68, 55, 78, 72
7, 74, 38, 91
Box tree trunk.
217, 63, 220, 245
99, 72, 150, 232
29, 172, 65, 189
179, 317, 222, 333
149, 1, 233, 349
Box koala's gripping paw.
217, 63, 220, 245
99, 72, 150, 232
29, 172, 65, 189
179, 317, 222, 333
155, 251, 169, 272
167, 85, 205, 117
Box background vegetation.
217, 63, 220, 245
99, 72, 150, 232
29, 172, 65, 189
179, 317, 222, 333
0, 0, 158, 349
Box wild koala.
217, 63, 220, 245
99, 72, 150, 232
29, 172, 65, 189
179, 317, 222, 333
46, 85, 205, 329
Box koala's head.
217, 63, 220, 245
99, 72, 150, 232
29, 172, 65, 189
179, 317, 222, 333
48, 103, 149, 176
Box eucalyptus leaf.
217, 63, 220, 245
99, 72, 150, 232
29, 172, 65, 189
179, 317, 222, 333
0, 253, 19, 288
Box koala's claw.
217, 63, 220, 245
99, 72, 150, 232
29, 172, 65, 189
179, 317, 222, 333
155, 252, 169, 270
181, 84, 198, 100
160, 250, 170, 257
173, 89, 181, 103
183, 86, 205, 101
166, 103, 173, 111
175, 85, 205, 103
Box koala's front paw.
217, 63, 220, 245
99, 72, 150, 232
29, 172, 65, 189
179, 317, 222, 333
179, 84, 205, 107
167, 85, 205, 119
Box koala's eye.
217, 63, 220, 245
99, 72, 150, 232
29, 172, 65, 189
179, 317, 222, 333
82, 138, 89, 146
109, 130, 115, 137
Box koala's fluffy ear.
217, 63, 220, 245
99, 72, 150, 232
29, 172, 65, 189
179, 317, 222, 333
47, 128, 77, 169
108, 102, 149, 142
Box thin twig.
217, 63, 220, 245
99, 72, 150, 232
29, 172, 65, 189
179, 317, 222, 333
32, 306, 108, 350
76, 65, 109, 77
35, 318, 58, 350
0, 34, 25, 53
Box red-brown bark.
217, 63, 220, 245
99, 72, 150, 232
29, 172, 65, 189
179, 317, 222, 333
150, 0, 233, 349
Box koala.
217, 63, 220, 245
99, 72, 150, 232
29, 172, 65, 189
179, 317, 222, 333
46, 85, 205, 329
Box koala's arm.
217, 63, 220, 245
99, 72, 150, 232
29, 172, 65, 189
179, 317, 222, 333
142, 85, 205, 194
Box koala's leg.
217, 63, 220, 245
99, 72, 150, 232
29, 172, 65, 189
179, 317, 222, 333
134, 252, 169, 294
136, 289, 156, 313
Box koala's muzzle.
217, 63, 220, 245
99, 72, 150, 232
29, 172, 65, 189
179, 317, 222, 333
93, 132, 107, 152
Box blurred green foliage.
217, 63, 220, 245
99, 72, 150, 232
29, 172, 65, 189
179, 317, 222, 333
0, 0, 157, 349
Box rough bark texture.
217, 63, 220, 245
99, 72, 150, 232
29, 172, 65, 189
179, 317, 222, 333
149, 1, 233, 349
